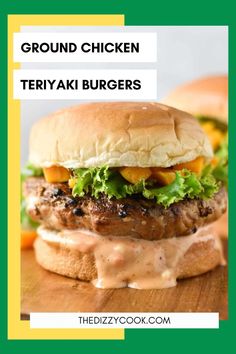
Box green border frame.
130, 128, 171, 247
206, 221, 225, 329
1, 0, 235, 352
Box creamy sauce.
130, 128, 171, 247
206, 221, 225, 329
37, 225, 225, 289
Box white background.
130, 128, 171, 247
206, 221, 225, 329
20, 26, 228, 165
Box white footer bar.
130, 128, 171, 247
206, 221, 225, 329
30, 312, 219, 329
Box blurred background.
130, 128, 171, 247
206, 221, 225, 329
21, 26, 228, 165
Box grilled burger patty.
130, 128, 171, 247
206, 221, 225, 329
24, 177, 227, 241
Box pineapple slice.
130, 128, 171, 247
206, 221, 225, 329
21, 230, 37, 249
174, 156, 204, 175
43, 166, 70, 183
208, 130, 225, 150
151, 168, 176, 185
68, 177, 77, 189
202, 122, 224, 150
120, 167, 152, 184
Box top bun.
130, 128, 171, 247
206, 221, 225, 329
29, 102, 213, 169
162, 76, 228, 124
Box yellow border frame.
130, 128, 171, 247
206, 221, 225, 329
8, 14, 125, 340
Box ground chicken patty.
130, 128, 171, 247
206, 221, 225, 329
24, 177, 227, 241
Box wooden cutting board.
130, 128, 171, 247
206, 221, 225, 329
21, 241, 228, 320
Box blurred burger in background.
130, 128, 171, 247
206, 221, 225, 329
162, 75, 228, 238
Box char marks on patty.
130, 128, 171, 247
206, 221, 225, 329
23, 177, 227, 241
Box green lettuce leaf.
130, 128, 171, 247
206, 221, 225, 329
196, 116, 228, 187
21, 163, 43, 229
72, 166, 219, 208
21, 163, 43, 182
142, 170, 218, 207
72, 168, 94, 197
212, 137, 228, 187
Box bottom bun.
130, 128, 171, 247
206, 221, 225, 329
34, 225, 225, 289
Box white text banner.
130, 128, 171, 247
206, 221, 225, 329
13, 69, 157, 100
14, 32, 157, 63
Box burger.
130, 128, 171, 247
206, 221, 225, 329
162, 76, 228, 238
22, 102, 227, 289
162, 75, 228, 150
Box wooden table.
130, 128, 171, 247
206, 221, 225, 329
21, 242, 228, 320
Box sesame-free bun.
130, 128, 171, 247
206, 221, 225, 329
34, 225, 225, 289
162, 76, 228, 124
29, 102, 213, 169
